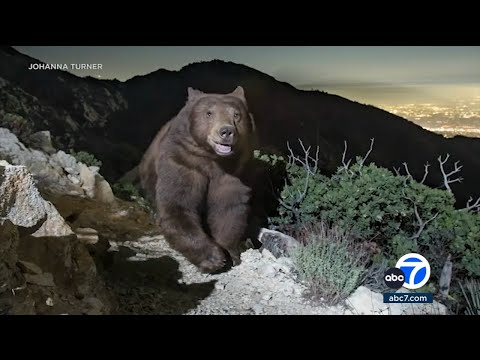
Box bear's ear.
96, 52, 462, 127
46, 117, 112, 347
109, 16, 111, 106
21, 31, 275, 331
230, 86, 246, 103
187, 87, 203, 101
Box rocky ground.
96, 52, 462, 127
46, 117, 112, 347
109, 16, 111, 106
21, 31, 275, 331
0, 127, 448, 315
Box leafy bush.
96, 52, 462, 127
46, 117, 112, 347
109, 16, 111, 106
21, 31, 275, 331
112, 181, 140, 201
263, 139, 480, 289
70, 150, 102, 168
292, 222, 369, 305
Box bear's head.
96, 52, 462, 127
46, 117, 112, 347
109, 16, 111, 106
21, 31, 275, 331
186, 86, 255, 158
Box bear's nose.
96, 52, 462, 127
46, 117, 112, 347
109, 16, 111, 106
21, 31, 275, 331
218, 125, 235, 140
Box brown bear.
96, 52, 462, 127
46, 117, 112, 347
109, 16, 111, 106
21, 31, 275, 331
139, 86, 257, 273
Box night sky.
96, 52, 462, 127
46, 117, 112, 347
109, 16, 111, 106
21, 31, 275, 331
13, 46, 480, 106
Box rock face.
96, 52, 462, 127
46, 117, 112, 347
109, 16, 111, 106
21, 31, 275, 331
0, 158, 115, 315
0, 128, 115, 202
27, 130, 56, 154
258, 228, 301, 258
0, 164, 47, 230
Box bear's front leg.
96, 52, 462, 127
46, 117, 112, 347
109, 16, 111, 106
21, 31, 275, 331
207, 174, 252, 266
154, 162, 227, 274
158, 208, 227, 273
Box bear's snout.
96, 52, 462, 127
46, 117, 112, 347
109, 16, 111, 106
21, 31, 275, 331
218, 125, 236, 142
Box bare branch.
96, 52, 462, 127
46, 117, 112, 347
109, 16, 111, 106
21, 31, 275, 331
286, 141, 295, 167
278, 197, 295, 211
297, 170, 310, 202
340, 140, 354, 177
310, 146, 320, 174
341, 140, 351, 169
360, 138, 375, 167
279, 140, 317, 216
402, 162, 413, 180
404, 192, 439, 242
438, 154, 463, 193
460, 196, 480, 212
449, 177, 464, 184
393, 167, 401, 176
420, 162, 430, 184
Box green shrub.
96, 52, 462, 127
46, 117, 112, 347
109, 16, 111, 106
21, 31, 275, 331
263, 140, 480, 288
291, 222, 369, 305
112, 181, 140, 201
70, 150, 102, 168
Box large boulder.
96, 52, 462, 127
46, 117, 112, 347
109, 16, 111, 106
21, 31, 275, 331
0, 164, 47, 231
0, 161, 114, 314
0, 127, 115, 203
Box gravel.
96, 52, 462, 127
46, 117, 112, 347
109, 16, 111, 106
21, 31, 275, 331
108, 235, 350, 315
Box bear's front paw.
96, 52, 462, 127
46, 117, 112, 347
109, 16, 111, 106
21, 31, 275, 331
198, 244, 227, 273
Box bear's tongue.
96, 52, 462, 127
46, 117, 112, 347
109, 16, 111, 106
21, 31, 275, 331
215, 143, 232, 154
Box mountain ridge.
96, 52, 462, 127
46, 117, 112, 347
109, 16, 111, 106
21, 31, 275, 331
1, 46, 479, 206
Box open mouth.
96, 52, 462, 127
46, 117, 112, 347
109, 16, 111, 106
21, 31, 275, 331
214, 143, 233, 156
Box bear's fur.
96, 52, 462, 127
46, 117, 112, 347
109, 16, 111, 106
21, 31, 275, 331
139, 86, 257, 273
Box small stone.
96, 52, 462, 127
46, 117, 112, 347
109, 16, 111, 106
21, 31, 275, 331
111, 210, 129, 219
215, 283, 226, 290
24, 273, 55, 287
259, 264, 276, 278
88, 166, 100, 175
46, 297, 54, 306
281, 287, 294, 296
261, 248, 277, 260
107, 241, 120, 252
64, 167, 77, 175
262, 294, 272, 301
252, 304, 263, 315
67, 174, 81, 185
17, 260, 43, 275
75, 227, 99, 244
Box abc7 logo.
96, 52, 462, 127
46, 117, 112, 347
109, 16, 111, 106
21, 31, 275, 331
384, 268, 406, 289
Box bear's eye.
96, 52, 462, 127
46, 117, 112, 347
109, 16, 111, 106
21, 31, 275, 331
206, 111, 213, 117
233, 112, 240, 119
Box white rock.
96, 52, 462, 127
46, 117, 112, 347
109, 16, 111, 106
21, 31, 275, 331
32, 200, 74, 238
88, 166, 100, 175
79, 163, 95, 198
261, 248, 277, 261
107, 241, 120, 252
252, 304, 263, 315
259, 264, 276, 278
0, 165, 47, 229
75, 227, 99, 245
215, 283, 226, 290
64, 167, 77, 175
0, 128, 83, 195
46, 297, 54, 306
67, 174, 81, 185
50, 151, 78, 172
94, 174, 115, 203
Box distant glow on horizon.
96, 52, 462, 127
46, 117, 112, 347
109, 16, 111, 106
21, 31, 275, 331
11, 46, 480, 137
